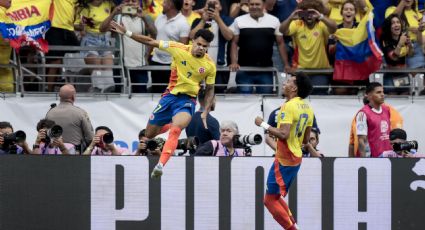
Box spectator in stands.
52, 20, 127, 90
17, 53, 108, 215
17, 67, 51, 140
354, 82, 392, 157
229, 0, 290, 94
0, 35, 13, 92
133, 129, 163, 155
194, 120, 247, 156
380, 14, 413, 95
100, 0, 157, 93
0, 0, 12, 92
150, 0, 190, 93
380, 128, 424, 157
186, 88, 220, 145
280, 0, 337, 95
44, 0, 81, 92
32, 119, 76, 155
189, 0, 233, 93
302, 127, 324, 157
83, 126, 128, 155
0, 121, 31, 154
328, 0, 368, 95
182, 0, 201, 26
229, 0, 249, 18
46, 84, 94, 154
142, 0, 164, 21
325, 0, 368, 25
385, 0, 425, 70
75, 0, 116, 93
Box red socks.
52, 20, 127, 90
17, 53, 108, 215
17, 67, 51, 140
159, 123, 171, 134
159, 126, 181, 165
264, 194, 297, 230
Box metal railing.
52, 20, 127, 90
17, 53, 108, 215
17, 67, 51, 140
2, 45, 425, 97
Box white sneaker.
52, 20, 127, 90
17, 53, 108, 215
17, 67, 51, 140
151, 163, 163, 179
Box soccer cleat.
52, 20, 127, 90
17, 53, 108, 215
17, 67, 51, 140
151, 163, 163, 179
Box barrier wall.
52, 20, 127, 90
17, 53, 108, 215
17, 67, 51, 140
0, 156, 424, 230
1, 96, 424, 156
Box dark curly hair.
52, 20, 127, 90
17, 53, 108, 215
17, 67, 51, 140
297, 0, 324, 13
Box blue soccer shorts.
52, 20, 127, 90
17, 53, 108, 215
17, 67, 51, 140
266, 159, 301, 197
148, 93, 196, 126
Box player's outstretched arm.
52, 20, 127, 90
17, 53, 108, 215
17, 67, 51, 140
110, 21, 159, 48
201, 84, 215, 129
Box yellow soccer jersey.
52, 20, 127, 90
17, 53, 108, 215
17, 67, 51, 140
288, 20, 331, 69
276, 97, 314, 166
385, 6, 422, 42
76, 1, 114, 34
52, 0, 77, 31
158, 40, 216, 97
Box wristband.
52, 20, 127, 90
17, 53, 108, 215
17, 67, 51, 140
125, 30, 133, 37
319, 14, 324, 20
260, 122, 271, 130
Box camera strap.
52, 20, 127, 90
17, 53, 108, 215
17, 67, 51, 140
211, 140, 220, 156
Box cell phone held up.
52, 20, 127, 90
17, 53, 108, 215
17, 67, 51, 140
207, 2, 216, 12
122, 5, 137, 15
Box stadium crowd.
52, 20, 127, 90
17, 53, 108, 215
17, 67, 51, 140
1, 0, 425, 95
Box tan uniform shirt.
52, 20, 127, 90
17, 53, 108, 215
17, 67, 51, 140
46, 102, 94, 150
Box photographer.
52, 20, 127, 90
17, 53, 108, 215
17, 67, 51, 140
134, 129, 163, 156
195, 120, 248, 156
32, 119, 75, 155
0, 121, 31, 154
83, 126, 128, 155
302, 127, 324, 157
380, 128, 424, 158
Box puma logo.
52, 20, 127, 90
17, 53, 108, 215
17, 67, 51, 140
410, 159, 425, 191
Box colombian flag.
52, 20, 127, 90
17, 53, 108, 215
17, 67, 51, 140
0, 0, 52, 53
333, 11, 383, 83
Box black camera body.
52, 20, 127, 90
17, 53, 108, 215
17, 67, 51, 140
177, 136, 199, 151
42, 125, 63, 144
1, 130, 26, 154
393, 140, 418, 152
97, 132, 114, 149
145, 137, 166, 151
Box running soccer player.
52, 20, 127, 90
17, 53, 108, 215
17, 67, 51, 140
255, 72, 314, 230
110, 22, 216, 178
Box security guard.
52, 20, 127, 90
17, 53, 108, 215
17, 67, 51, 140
46, 84, 94, 154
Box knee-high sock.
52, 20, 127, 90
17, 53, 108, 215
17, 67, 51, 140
159, 124, 171, 134
159, 126, 181, 165
264, 194, 296, 230
278, 196, 296, 225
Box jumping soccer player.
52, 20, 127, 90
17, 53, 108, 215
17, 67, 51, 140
110, 21, 216, 178
255, 72, 314, 230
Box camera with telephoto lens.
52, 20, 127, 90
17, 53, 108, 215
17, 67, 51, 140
393, 140, 418, 152
1, 130, 26, 154
42, 125, 63, 144
233, 134, 262, 148
97, 132, 114, 149
177, 136, 199, 151
145, 137, 166, 151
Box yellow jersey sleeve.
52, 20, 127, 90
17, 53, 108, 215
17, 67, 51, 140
205, 60, 216, 85
159, 40, 189, 56
279, 103, 294, 125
